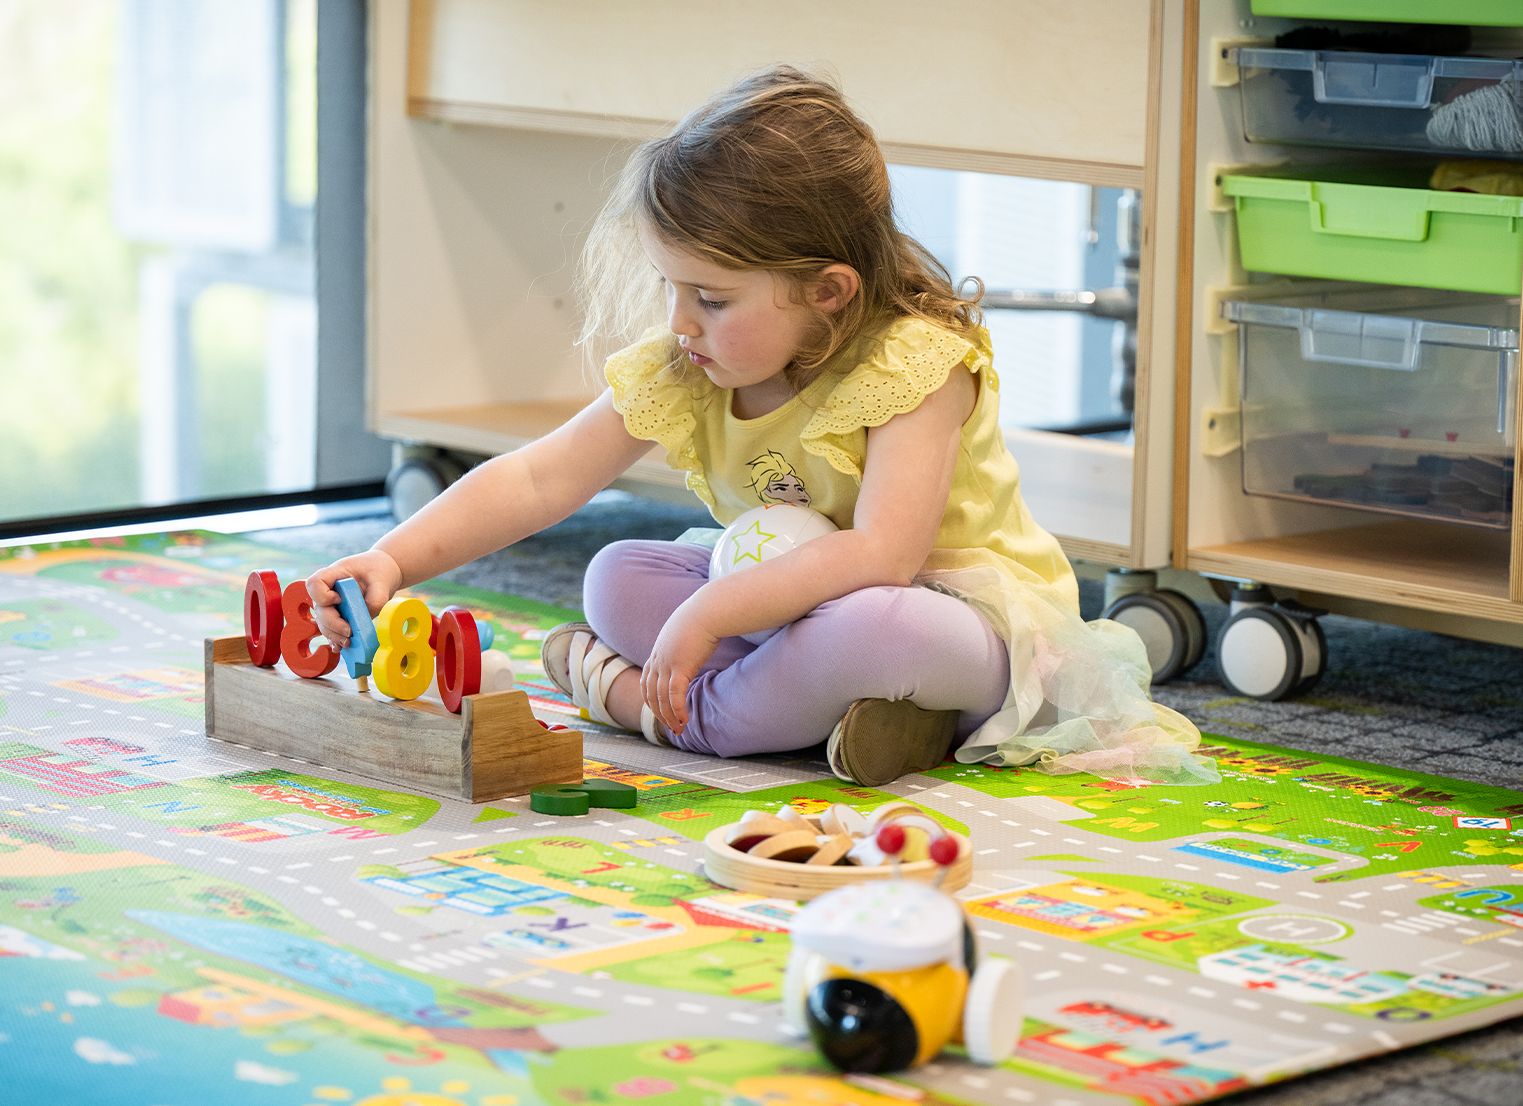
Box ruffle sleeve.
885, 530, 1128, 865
604, 327, 718, 510
800, 319, 997, 479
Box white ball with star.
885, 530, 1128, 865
709, 503, 839, 644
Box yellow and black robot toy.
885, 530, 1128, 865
782, 824, 1025, 1073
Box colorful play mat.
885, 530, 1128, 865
2, 530, 1522, 1106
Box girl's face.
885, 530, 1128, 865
641, 230, 817, 394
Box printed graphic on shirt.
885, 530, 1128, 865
746, 450, 811, 507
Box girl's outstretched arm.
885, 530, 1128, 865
641, 363, 977, 733
307, 390, 651, 647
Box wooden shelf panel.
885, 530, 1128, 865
375, 400, 689, 492
376, 403, 1144, 556
1188, 520, 1519, 623
408, 0, 1154, 186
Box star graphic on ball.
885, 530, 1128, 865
728, 521, 777, 566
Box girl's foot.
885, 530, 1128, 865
826, 698, 959, 786
541, 622, 671, 745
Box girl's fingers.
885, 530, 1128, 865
645, 665, 686, 735
657, 672, 678, 733
665, 672, 689, 733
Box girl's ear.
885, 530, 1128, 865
809, 265, 860, 314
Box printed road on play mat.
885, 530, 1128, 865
2, 531, 1523, 1106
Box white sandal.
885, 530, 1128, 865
541, 622, 670, 746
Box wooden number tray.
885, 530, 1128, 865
204, 635, 583, 803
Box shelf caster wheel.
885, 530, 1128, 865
1101, 588, 1207, 684
1216, 586, 1327, 701
386, 453, 466, 523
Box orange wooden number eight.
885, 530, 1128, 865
279, 579, 340, 678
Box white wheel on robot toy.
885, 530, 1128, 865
709, 504, 839, 644
1101, 589, 1206, 684
962, 957, 1024, 1066
1216, 606, 1302, 701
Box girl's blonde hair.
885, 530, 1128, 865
577, 65, 981, 391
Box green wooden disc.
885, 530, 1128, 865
528, 779, 638, 815
529, 785, 591, 815
579, 778, 638, 808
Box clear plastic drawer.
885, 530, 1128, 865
1232, 47, 1523, 159
1222, 286, 1519, 529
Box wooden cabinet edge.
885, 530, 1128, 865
1182, 551, 1519, 624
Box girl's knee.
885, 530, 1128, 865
586, 539, 657, 582
813, 585, 993, 647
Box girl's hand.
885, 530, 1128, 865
305, 551, 403, 649
641, 601, 721, 735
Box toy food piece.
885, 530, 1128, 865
865, 802, 924, 827
750, 830, 821, 863
529, 778, 637, 815
820, 803, 868, 838
725, 814, 799, 853
776, 804, 814, 828
807, 834, 855, 866
741, 810, 803, 831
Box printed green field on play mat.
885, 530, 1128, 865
1, 530, 1522, 1106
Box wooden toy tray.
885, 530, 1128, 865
701, 814, 972, 901
204, 635, 583, 803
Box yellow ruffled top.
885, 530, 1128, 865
605, 317, 1214, 785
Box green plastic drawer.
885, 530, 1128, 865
1250, 0, 1523, 24
1222, 167, 1523, 294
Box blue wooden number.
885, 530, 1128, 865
334, 577, 379, 680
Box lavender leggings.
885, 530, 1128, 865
582, 540, 1009, 758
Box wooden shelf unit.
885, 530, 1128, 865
370, 0, 1194, 570
1174, 0, 1523, 636
1192, 522, 1513, 624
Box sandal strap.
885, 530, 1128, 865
639, 704, 672, 747
583, 646, 634, 728
567, 631, 596, 707
550, 623, 644, 733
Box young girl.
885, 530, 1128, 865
308, 66, 1216, 789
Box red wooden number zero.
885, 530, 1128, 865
437, 608, 482, 714
279, 579, 340, 678
244, 570, 284, 667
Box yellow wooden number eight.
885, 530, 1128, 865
373, 596, 434, 700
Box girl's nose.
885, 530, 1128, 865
667, 294, 700, 337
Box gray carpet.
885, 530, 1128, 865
250, 491, 1523, 1106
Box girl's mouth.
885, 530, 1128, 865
686, 349, 713, 367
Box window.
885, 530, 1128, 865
890, 166, 1135, 435
0, 0, 378, 530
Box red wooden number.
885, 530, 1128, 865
279, 579, 340, 679
437, 608, 482, 714
244, 571, 284, 667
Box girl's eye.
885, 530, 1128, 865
698, 296, 726, 311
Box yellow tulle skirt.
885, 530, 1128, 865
917, 549, 1219, 786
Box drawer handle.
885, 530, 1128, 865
1307, 195, 1432, 242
